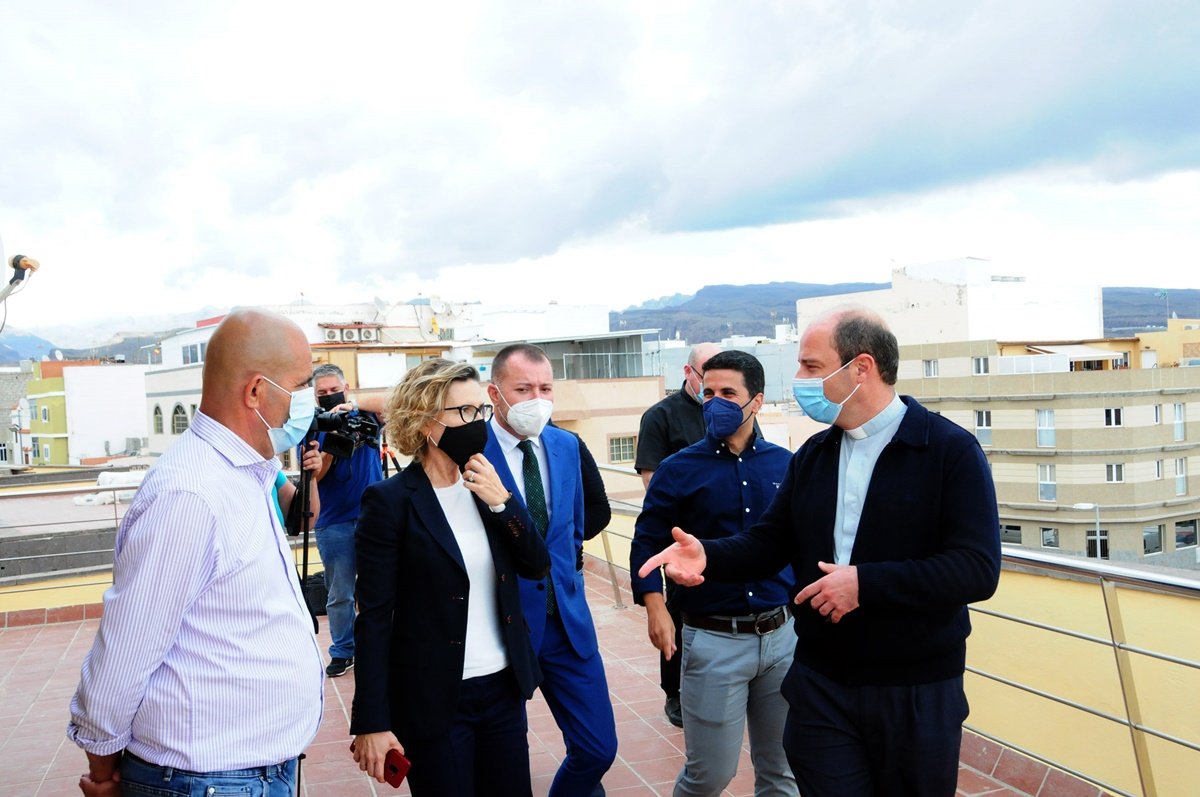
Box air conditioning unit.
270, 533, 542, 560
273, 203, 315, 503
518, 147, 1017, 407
342, 328, 360, 342
324, 329, 341, 343
360, 328, 378, 342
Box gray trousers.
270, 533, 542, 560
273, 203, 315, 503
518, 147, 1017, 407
674, 617, 798, 797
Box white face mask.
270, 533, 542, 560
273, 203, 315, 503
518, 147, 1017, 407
497, 390, 554, 438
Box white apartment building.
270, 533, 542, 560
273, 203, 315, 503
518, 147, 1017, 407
796, 263, 1200, 569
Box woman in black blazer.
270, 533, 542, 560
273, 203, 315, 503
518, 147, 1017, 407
350, 359, 549, 796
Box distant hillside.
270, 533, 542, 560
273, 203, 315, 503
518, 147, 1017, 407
610, 282, 887, 341
612, 283, 1200, 342
1102, 287, 1200, 334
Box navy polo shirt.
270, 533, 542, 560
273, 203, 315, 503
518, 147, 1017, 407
630, 430, 793, 615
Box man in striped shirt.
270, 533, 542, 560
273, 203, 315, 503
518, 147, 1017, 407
68, 308, 325, 797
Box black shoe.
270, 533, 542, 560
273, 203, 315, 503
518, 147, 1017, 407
665, 695, 683, 727
326, 657, 354, 677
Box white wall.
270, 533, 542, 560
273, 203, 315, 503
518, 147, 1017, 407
795, 261, 1104, 345
145, 366, 204, 455
64, 365, 151, 462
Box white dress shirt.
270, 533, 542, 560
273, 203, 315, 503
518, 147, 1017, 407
68, 411, 324, 771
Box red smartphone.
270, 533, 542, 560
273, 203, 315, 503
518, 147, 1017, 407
383, 748, 411, 788
349, 742, 411, 788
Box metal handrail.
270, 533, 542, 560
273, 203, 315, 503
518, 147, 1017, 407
966, 549, 1200, 797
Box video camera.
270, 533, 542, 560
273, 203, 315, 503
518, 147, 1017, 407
312, 409, 380, 459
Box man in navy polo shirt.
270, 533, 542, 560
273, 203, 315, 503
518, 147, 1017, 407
631, 349, 796, 797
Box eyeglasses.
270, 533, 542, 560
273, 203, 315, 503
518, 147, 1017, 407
443, 403, 494, 423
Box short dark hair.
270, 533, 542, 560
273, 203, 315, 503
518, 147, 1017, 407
491, 343, 550, 383
832, 314, 899, 385
701, 350, 765, 397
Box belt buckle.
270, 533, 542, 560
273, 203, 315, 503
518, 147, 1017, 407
754, 608, 780, 636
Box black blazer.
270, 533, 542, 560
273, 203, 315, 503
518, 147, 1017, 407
349, 462, 550, 742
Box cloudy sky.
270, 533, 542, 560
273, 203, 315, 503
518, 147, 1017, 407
2, 1, 1199, 344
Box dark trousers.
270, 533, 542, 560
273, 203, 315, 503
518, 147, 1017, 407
781, 662, 967, 797
404, 668, 533, 797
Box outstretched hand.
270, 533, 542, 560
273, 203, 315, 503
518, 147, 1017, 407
637, 527, 707, 587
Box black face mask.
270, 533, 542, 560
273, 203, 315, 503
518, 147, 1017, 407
318, 391, 346, 411
433, 419, 489, 471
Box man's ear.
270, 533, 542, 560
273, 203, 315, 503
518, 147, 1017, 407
244, 376, 265, 409
751, 393, 765, 414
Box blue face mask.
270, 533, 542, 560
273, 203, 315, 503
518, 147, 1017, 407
256, 376, 316, 455
792, 359, 860, 425
703, 395, 753, 439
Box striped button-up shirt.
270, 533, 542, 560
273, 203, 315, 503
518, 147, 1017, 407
68, 411, 324, 771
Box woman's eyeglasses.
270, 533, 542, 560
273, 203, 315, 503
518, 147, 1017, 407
443, 404, 494, 423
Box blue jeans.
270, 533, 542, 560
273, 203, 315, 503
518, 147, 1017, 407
120, 752, 297, 796
315, 520, 357, 660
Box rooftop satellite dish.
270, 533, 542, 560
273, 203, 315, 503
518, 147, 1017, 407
53, 349, 63, 361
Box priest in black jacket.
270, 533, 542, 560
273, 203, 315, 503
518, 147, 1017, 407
640, 307, 1001, 797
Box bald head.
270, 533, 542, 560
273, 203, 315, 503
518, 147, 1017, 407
199, 308, 312, 455
688, 342, 721, 371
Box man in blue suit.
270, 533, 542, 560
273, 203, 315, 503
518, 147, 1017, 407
486, 343, 618, 797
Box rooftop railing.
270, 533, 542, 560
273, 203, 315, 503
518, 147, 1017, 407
4, 476, 1199, 795
587, 464, 1200, 796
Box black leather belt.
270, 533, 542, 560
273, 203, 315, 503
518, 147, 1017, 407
683, 606, 789, 636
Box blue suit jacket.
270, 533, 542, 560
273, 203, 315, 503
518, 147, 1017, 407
486, 422, 597, 659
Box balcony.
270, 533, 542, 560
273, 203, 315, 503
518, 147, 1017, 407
3, 477, 1198, 796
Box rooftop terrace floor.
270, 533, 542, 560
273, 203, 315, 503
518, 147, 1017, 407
2, 568, 1034, 797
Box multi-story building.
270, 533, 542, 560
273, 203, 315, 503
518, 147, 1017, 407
145, 300, 615, 462
25, 360, 151, 465
899, 339, 1200, 569
796, 263, 1200, 569
0, 362, 34, 468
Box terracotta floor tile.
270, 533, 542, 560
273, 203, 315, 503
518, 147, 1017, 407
1, 573, 1028, 797
993, 748, 1050, 794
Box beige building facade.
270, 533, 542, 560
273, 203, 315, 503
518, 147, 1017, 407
900, 340, 1200, 569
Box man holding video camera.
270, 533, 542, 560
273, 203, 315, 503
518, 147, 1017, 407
308, 363, 384, 677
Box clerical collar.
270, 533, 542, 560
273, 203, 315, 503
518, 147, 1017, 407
845, 392, 904, 441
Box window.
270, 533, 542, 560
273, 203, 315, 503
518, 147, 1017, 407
607, 435, 636, 464
42, 444, 51, 461
1038, 464, 1056, 502
0, 442, 7, 463
1174, 402, 1186, 442
1175, 457, 1187, 496
1104, 407, 1123, 427
1143, 525, 1164, 555
972, 357, 990, 375
30, 437, 38, 459
1176, 520, 1197, 549
1105, 463, 1125, 483
182, 343, 205, 365
40, 406, 48, 422
172, 404, 189, 435
1036, 409, 1055, 447
1154, 404, 1162, 425
1087, 527, 1109, 560
922, 359, 939, 378
1156, 460, 1164, 480
974, 410, 992, 446
1000, 525, 1022, 545
152, 405, 163, 435
1041, 527, 1059, 548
